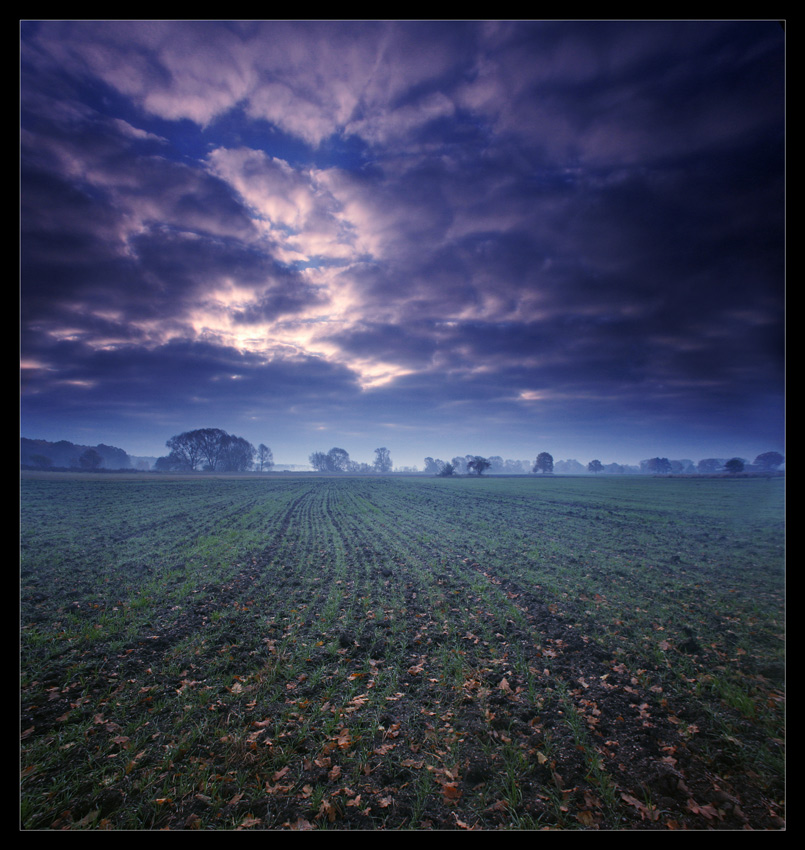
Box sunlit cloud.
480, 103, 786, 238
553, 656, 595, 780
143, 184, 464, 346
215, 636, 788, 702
20, 21, 784, 465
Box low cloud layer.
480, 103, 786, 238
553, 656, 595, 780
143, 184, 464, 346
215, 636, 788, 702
21, 21, 784, 465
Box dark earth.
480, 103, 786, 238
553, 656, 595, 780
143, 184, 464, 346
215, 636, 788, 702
22, 553, 785, 830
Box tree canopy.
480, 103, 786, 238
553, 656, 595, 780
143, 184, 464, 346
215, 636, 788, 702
373, 447, 393, 473
725, 457, 745, 474
79, 448, 102, 470
643, 457, 672, 474
218, 434, 256, 472
467, 456, 491, 476
160, 428, 256, 472
534, 452, 554, 474
754, 451, 784, 471
310, 447, 352, 472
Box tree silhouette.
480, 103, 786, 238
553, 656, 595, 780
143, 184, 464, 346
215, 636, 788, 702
373, 447, 392, 473
644, 457, 671, 474
467, 456, 491, 476
79, 448, 102, 470
164, 428, 255, 472
310, 448, 351, 472
219, 435, 256, 471
257, 444, 274, 472
534, 452, 554, 474
725, 457, 745, 474
753, 451, 783, 471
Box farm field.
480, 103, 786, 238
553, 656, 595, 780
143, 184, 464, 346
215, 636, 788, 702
20, 473, 785, 830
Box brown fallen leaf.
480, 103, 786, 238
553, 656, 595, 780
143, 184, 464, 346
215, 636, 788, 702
577, 810, 599, 827
317, 799, 338, 822
686, 799, 720, 820
621, 792, 660, 821
442, 782, 462, 802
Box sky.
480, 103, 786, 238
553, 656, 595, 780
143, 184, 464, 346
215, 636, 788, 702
20, 20, 785, 468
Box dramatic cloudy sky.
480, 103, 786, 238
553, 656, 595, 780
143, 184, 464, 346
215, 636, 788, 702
20, 20, 785, 467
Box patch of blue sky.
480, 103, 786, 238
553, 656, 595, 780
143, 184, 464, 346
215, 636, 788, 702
286, 255, 353, 272
204, 108, 372, 173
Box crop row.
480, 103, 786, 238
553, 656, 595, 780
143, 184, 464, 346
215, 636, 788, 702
21, 475, 785, 829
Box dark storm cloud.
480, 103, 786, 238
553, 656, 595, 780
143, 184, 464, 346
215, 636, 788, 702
23, 337, 358, 419
322, 322, 439, 369
20, 20, 784, 463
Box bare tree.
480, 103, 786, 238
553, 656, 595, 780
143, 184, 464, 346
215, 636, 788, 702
309, 451, 329, 472
327, 447, 350, 472
196, 428, 229, 470
373, 447, 393, 473
165, 428, 254, 471
166, 430, 205, 470
257, 444, 274, 472
310, 447, 351, 472
219, 435, 256, 471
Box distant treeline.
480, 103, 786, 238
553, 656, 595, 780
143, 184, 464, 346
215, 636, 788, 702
20, 437, 141, 471
420, 453, 784, 476
21, 436, 784, 476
